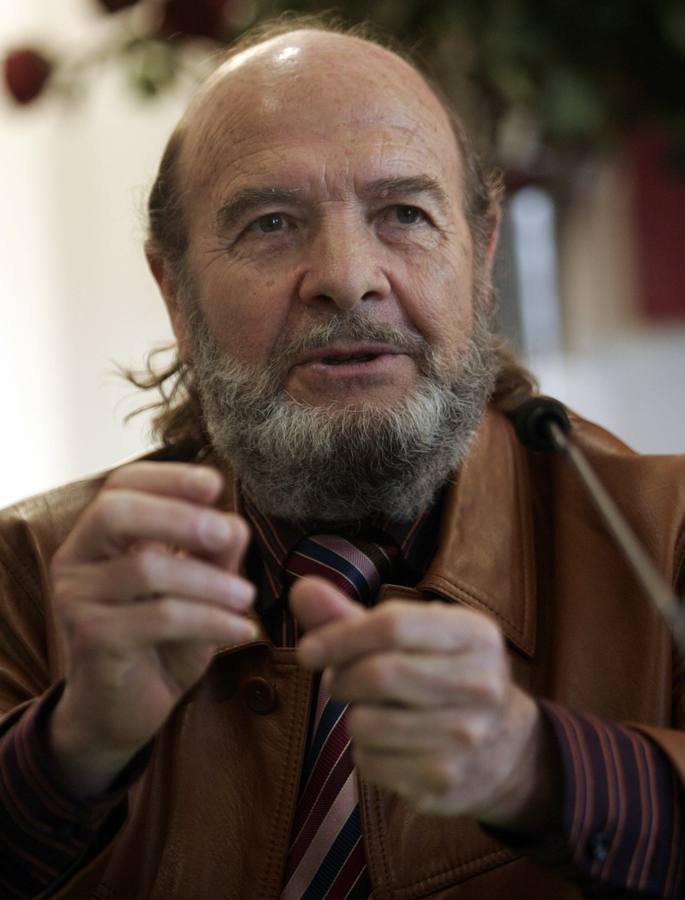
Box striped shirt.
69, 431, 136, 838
1, 488, 684, 897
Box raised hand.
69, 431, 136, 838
48, 462, 257, 797
291, 576, 560, 829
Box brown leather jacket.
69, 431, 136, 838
2, 407, 685, 899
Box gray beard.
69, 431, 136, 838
184, 300, 497, 525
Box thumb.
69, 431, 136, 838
289, 576, 365, 633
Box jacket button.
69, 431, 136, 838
242, 677, 277, 714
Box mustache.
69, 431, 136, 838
269, 314, 434, 374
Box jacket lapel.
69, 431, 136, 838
418, 408, 538, 657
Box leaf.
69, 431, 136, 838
127, 39, 179, 99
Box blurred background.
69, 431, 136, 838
2, 0, 685, 507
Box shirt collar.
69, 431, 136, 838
241, 485, 445, 607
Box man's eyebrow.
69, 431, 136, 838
362, 176, 450, 211
215, 186, 302, 232
214, 177, 450, 232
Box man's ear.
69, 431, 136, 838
145, 242, 192, 364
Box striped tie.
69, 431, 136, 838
280, 534, 397, 900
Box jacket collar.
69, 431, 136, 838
418, 407, 537, 657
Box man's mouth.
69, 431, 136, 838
285, 341, 417, 396
292, 343, 404, 369
319, 352, 380, 365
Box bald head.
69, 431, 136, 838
180, 30, 460, 197
172, 28, 467, 273
146, 22, 497, 282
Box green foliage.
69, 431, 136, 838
255, 0, 685, 169
6, 0, 684, 171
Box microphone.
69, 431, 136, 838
512, 396, 571, 453
511, 396, 685, 655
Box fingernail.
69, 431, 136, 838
187, 467, 218, 493
233, 581, 255, 608
201, 513, 232, 549
298, 636, 324, 668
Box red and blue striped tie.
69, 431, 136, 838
280, 534, 397, 900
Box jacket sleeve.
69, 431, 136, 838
0, 683, 137, 900
0, 494, 143, 899
490, 503, 685, 898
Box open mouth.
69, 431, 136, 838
320, 352, 380, 365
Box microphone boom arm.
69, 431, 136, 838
514, 397, 685, 657
548, 421, 685, 655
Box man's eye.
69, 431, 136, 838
253, 212, 287, 233
390, 205, 426, 225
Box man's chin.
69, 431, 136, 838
290, 395, 408, 414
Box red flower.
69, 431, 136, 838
97, 0, 142, 11
158, 0, 231, 41
3, 49, 53, 105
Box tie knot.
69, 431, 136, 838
284, 533, 398, 606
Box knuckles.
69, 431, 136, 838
153, 598, 181, 635
331, 654, 395, 702
360, 654, 395, 695
464, 667, 508, 709
447, 712, 494, 748
425, 756, 460, 795
87, 488, 133, 542
372, 602, 412, 646
129, 549, 166, 594
228, 514, 250, 549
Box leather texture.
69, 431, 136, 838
1, 406, 685, 899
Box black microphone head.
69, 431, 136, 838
511, 396, 571, 452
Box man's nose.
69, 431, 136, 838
296, 217, 391, 311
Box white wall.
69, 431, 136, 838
1, 1, 684, 511
535, 157, 685, 455
532, 325, 685, 456
1, 0, 185, 507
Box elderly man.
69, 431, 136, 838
1, 18, 684, 900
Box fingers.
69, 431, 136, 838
291, 591, 536, 823
106, 462, 223, 504
348, 690, 546, 822
326, 650, 507, 708
57, 486, 249, 566
55, 549, 256, 612
298, 600, 502, 670
48, 462, 261, 772
347, 704, 498, 752
290, 576, 365, 634
64, 595, 258, 654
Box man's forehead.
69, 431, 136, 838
177, 30, 462, 195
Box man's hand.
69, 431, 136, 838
291, 577, 561, 830
49, 462, 257, 798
